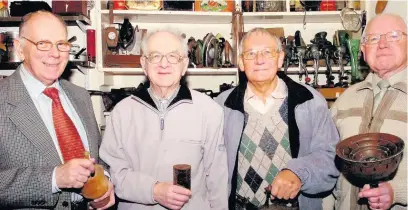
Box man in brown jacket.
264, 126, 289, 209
329, 14, 407, 210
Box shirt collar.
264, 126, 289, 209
19, 65, 61, 99
245, 77, 287, 101
357, 69, 407, 94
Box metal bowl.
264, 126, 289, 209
336, 133, 404, 184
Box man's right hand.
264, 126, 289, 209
55, 159, 95, 189
153, 182, 191, 210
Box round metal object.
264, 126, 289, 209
336, 133, 404, 184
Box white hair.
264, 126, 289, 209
239, 27, 282, 54
141, 28, 188, 57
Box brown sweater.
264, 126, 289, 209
330, 70, 407, 210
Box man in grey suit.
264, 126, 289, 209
0, 11, 115, 209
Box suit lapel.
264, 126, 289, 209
60, 81, 98, 159
8, 69, 61, 165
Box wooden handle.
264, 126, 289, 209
375, 0, 388, 14
109, 2, 114, 24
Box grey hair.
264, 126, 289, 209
141, 28, 188, 56
239, 27, 282, 54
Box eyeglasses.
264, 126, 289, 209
22, 37, 72, 52
362, 30, 407, 45
241, 48, 279, 60
144, 52, 185, 64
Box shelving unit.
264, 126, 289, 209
100, 10, 233, 24
243, 10, 363, 24
0, 14, 91, 27
92, 0, 368, 126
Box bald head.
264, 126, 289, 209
363, 14, 407, 38
361, 14, 407, 79
19, 10, 67, 38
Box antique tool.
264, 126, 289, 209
232, 8, 244, 66
105, 3, 119, 49
283, 45, 292, 75
308, 44, 320, 88
203, 33, 219, 68
347, 38, 361, 84
336, 133, 404, 188
188, 37, 198, 68
119, 18, 134, 51
195, 39, 204, 68
334, 46, 349, 87
81, 152, 109, 201
89, 87, 140, 112
216, 33, 233, 67
173, 164, 191, 190
322, 45, 337, 88
297, 46, 310, 85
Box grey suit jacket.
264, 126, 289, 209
0, 66, 102, 209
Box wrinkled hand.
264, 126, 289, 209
89, 181, 115, 210
270, 169, 302, 200
56, 159, 95, 189
153, 182, 191, 210
359, 182, 393, 210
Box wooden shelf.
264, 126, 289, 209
101, 10, 232, 24
101, 65, 364, 75
0, 14, 91, 27
243, 10, 363, 24
102, 67, 238, 75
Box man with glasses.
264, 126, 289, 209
0, 11, 115, 209
329, 14, 407, 210
215, 27, 339, 209
99, 29, 228, 210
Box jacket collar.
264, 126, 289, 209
132, 83, 193, 110
224, 71, 313, 113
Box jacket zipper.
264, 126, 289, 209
132, 96, 192, 132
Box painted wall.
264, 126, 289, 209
366, 0, 407, 22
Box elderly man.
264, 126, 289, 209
330, 14, 407, 210
99, 29, 228, 210
0, 11, 114, 209
215, 27, 339, 209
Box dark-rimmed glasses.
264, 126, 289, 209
144, 52, 185, 64
362, 30, 407, 45
241, 48, 279, 60
22, 37, 72, 52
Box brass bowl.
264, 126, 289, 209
336, 133, 404, 184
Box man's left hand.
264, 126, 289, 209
89, 181, 115, 210
270, 169, 302, 200
359, 182, 393, 210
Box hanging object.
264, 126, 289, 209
340, 7, 362, 32
375, 0, 388, 14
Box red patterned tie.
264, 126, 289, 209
43, 87, 85, 162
